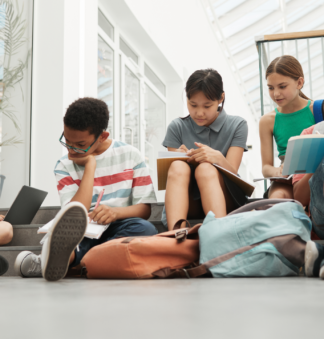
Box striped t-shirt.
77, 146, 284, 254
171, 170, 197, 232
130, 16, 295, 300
54, 139, 157, 209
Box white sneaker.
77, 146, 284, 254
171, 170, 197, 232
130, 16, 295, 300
41, 202, 88, 282
14, 251, 42, 278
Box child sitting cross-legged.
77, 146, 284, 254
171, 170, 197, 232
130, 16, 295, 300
14, 98, 157, 281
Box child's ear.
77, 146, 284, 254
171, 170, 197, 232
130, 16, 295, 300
100, 131, 109, 142
219, 92, 225, 103
297, 77, 304, 90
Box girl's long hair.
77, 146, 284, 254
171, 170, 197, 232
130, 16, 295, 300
182, 68, 224, 119
266, 55, 310, 100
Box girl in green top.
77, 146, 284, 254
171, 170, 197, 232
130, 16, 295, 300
259, 55, 315, 199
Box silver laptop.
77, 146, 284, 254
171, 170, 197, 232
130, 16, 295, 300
4, 186, 48, 225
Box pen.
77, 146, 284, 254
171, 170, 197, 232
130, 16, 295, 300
94, 188, 105, 210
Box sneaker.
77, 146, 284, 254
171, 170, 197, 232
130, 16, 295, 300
41, 202, 88, 282
305, 241, 324, 277
0, 255, 9, 276
319, 260, 324, 279
14, 251, 42, 278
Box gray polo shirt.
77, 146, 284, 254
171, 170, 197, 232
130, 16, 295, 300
162, 110, 248, 155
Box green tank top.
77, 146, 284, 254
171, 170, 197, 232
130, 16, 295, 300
273, 100, 315, 157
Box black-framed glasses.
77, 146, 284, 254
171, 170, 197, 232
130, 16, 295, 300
59, 132, 100, 154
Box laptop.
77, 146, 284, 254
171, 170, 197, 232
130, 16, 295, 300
4, 186, 48, 225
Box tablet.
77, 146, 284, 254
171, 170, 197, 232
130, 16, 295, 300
4, 186, 48, 225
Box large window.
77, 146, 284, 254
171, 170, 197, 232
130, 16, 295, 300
97, 8, 167, 201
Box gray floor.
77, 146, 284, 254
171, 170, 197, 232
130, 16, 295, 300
1, 277, 324, 339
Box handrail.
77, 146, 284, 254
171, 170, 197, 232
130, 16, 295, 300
255, 29, 324, 43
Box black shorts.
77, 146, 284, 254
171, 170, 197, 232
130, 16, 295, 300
189, 164, 248, 208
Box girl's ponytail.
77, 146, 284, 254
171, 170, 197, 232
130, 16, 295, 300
266, 55, 310, 100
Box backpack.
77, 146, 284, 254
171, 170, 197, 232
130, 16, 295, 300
153, 199, 311, 279
313, 99, 324, 123
80, 220, 201, 279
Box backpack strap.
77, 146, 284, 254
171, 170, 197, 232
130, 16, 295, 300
227, 198, 302, 215
313, 99, 324, 123
152, 240, 266, 279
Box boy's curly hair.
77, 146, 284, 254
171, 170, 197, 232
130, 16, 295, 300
64, 97, 109, 137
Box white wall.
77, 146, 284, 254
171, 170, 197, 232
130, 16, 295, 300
31, 0, 98, 206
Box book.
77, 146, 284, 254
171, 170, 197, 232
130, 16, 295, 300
157, 151, 255, 196
282, 134, 324, 175
253, 174, 293, 182
38, 218, 110, 240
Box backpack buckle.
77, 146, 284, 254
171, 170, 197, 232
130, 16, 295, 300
175, 229, 188, 242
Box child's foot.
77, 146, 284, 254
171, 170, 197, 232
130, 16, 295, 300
305, 241, 324, 277
0, 255, 9, 276
41, 202, 87, 282
14, 251, 42, 277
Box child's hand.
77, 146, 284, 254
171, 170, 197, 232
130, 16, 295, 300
68, 154, 96, 167
0, 215, 4, 222
187, 142, 221, 164
271, 164, 291, 183
88, 205, 117, 225
175, 145, 188, 153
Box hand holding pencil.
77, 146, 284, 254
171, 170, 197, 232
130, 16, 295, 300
88, 189, 116, 225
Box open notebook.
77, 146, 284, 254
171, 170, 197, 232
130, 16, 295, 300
38, 218, 110, 240
157, 151, 255, 196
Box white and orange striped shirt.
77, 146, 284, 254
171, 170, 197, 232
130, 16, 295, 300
54, 140, 157, 210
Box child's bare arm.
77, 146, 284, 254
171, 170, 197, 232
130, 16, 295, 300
259, 114, 282, 177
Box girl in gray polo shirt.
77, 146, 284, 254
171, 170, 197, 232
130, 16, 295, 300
162, 69, 248, 230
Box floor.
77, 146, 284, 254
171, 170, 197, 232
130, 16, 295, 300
1, 277, 324, 339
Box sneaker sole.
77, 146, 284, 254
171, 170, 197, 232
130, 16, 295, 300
14, 251, 33, 277
43, 206, 87, 282
305, 241, 319, 277
0, 255, 9, 276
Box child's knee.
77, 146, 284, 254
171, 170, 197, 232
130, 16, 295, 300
137, 220, 158, 236
0, 221, 13, 245
168, 161, 190, 180
195, 163, 219, 181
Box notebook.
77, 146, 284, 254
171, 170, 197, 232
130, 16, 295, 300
282, 134, 324, 175
157, 151, 255, 196
38, 218, 110, 240
253, 175, 293, 182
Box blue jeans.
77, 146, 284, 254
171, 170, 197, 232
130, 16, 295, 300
70, 218, 157, 267
309, 159, 324, 239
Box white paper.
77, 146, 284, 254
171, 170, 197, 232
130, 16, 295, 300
38, 218, 110, 240
157, 151, 189, 158
253, 174, 293, 182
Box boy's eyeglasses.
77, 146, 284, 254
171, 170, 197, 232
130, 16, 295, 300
59, 132, 100, 154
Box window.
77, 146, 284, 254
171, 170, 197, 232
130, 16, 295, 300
144, 63, 166, 96
124, 67, 140, 149
97, 35, 114, 137
120, 38, 138, 64
98, 9, 114, 41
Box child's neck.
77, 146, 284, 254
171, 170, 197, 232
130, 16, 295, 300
92, 138, 112, 156
277, 96, 308, 114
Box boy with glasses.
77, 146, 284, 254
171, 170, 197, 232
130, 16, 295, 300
14, 98, 157, 281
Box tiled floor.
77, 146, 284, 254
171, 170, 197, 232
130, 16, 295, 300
1, 277, 324, 339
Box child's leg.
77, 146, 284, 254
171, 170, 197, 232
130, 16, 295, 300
268, 182, 293, 199
165, 161, 191, 230
195, 163, 235, 217
309, 159, 324, 239
0, 221, 13, 245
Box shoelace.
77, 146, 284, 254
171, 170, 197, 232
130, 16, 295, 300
27, 255, 42, 274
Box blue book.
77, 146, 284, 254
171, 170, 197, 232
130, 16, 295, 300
282, 135, 324, 175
